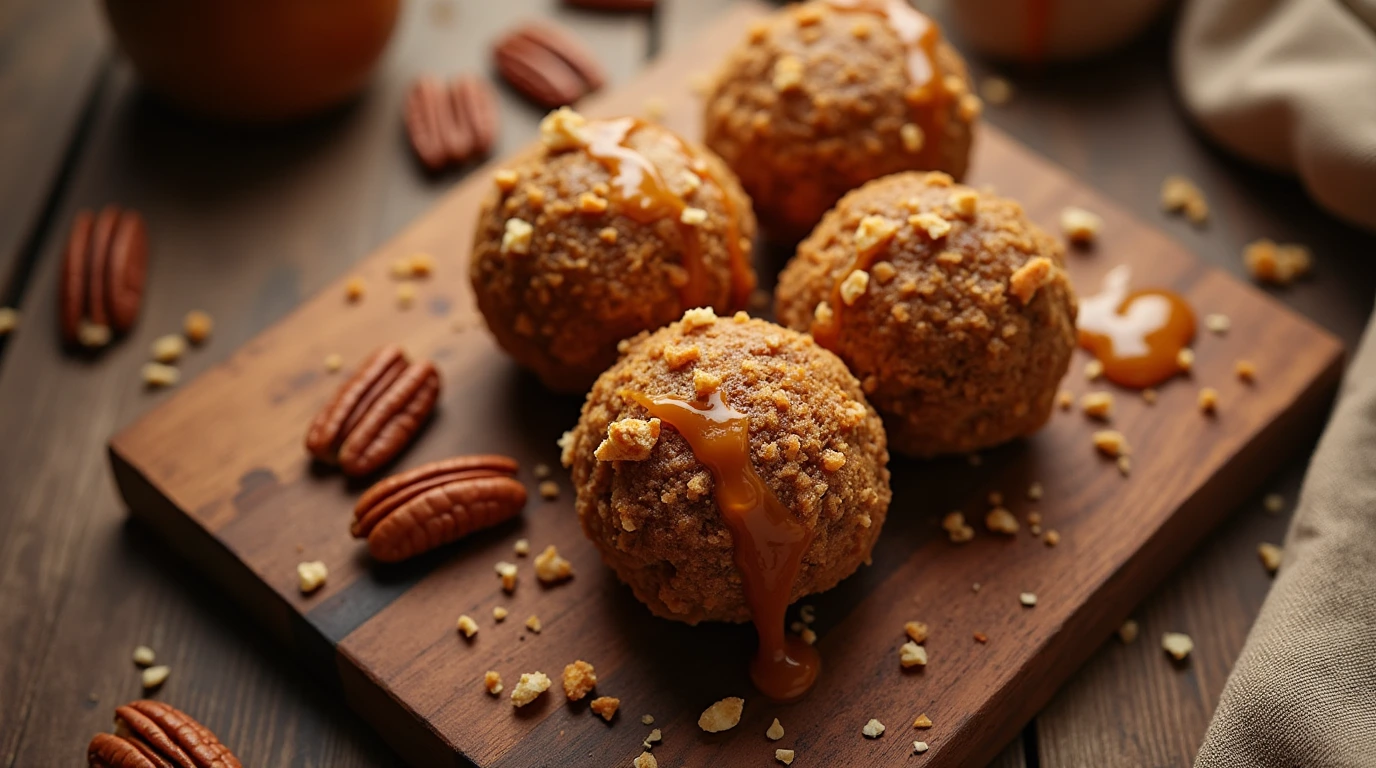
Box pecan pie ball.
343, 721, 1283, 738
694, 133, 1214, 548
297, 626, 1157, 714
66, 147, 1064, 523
561, 308, 891, 624
470, 107, 757, 393
703, 0, 979, 241
775, 171, 1078, 457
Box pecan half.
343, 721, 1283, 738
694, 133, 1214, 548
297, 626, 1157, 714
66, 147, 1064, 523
60, 206, 148, 347
305, 344, 441, 476
87, 700, 241, 768
405, 75, 469, 172
353, 455, 526, 562
453, 75, 500, 158
494, 22, 605, 108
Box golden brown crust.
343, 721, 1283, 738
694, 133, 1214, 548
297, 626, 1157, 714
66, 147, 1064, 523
703, 1, 976, 241
470, 118, 757, 393
775, 172, 1078, 457
565, 312, 891, 623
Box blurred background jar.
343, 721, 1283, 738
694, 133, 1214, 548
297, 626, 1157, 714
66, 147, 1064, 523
945, 0, 1170, 62
101, 0, 401, 122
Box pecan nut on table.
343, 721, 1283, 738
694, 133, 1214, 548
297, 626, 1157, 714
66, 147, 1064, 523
404, 74, 499, 172
60, 206, 148, 350
494, 22, 606, 108
352, 455, 527, 562
87, 700, 241, 768
304, 344, 440, 476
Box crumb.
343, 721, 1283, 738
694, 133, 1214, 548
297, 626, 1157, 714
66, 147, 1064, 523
980, 75, 1013, 105
633, 752, 657, 768
390, 258, 411, 279
1205, 313, 1230, 334
484, 670, 503, 695
855, 215, 899, 255
141, 665, 170, 690
767, 718, 785, 740
643, 728, 661, 748
1244, 239, 1312, 285
1263, 494, 1284, 514
1081, 391, 1113, 420
1118, 620, 1139, 644
1161, 175, 1206, 221
1117, 455, 1132, 476
914, 741, 930, 754
1009, 256, 1054, 304
1177, 348, 1195, 372
297, 561, 327, 594
1236, 360, 1257, 382
1198, 387, 1219, 414
1085, 359, 1104, 380
1027, 482, 1044, 501
773, 55, 805, 91
1162, 632, 1193, 661
493, 168, 519, 191
501, 218, 534, 255
539, 107, 589, 151
942, 511, 975, 543
132, 646, 155, 666
141, 362, 180, 389
949, 189, 979, 218
409, 252, 436, 277
150, 334, 186, 364
510, 671, 551, 707
799, 604, 815, 623
973, 632, 988, 643
909, 212, 951, 240
775, 749, 795, 765
1258, 542, 1282, 574
1027, 511, 1043, 526
582, 695, 617, 722
1019, 592, 1037, 607
1057, 390, 1074, 410
899, 641, 928, 668
839, 269, 870, 306
534, 545, 574, 583
698, 697, 744, 732
562, 660, 596, 701
985, 508, 1019, 535
904, 621, 928, 644
1092, 430, 1130, 458
900, 123, 925, 153
680, 207, 708, 226
641, 715, 655, 725
538, 480, 559, 500
78, 321, 111, 348
525, 615, 542, 634
800, 628, 817, 645
863, 718, 886, 738
183, 311, 213, 344
1060, 206, 1102, 245
396, 282, 416, 308
1143, 388, 1158, 405
456, 614, 479, 638
0, 307, 17, 335
913, 713, 932, 729
493, 606, 508, 622
514, 539, 530, 556
324, 353, 343, 373
972, 582, 981, 592
495, 561, 518, 592
1044, 530, 1061, 546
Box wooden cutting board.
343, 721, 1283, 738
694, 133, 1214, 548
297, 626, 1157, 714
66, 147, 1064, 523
108, 4, 1343, 766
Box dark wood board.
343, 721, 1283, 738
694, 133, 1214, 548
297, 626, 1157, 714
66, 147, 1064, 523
108, 4, 1343, 767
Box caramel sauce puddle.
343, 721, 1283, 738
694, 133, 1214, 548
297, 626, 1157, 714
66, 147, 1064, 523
630, 390, 820, 701
1077, 265, 1197, 388
582, 118, 753, 310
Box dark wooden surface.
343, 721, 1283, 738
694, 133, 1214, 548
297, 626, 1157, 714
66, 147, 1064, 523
0, 2, 1372, 768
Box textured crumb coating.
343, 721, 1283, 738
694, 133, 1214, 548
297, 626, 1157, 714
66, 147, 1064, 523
775, 172, 1078, 457
470, 120, 757, 393
704, 0, 976, 241
564, 312, 891, 624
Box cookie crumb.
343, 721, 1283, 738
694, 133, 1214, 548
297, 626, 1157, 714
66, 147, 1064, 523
767, 718, 785, 740
590, 696, 620, 722
698, 697, 744, 732
1244, 239, 1312, 285
132, 646, 155, 666
0, 307, 18, 335
514, 539, 530, 556
985, 508, 1019, 535
79, 320, 111, 349
973, 632, 988, 643
633, 752, 656, 768
183, 311, 213, 344
538, 480, 559, 500
1085, 359, 1104, 380
774, 749, 796, 765
456, 614, 479, 638
1081, 391, 1113, 420
151, 334, 186, 364
534, 544, 574, 583
914, 741, 930, 754
141, 362, 180, 389
324, 353, 343, 373
899, 641, 928, 668
863, 718, 886, 738
562, 660, 597, 701
510, 671, 551, 707
1205, 313, 1230, 334
1198, 387, 1219, 414
1142, 388, 1158, 405
1019, 592, 1037, 607
1057, 390, 1074, 410
396, 282, 416, 308
297, 561, 327, 594
141, 665, 170, 690
1060, 206, 1102, 245
1092, 430, 1130, 458
1162, 632, 1193, 661
495, 561, 518, 593
641, 715, 655, 725
913, 713, 933, 729
1258, 542, 1282, 574
1177, 348, 1195, 372
525, 615, 542, 634
1117, 455, 1132, 476
904, 621, 928, 644
642, 728, 661, 748
1118, 620, 1139, 644
484, 670, 503, 695
1027, 482, 1044, 501
493, 606, 508, 622
1044, 530, 1061, 547
1236, 360, 1257, 382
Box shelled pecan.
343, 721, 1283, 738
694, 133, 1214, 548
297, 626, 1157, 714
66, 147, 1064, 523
87, 700, 241, 768
494, 22, 606, 108
60, 206, 148, 348
305, 344, 440, 476
404, 74, 500, 172
352, 455, 526, 562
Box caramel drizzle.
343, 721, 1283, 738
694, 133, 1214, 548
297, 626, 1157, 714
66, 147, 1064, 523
631, 390, 821, 701
808, 242, 888, 351
1077, 265, 1197, 388
582, 118, 753, 311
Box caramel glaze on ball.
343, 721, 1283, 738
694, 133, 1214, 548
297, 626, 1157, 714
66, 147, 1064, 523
471, 108, 758, 393
562, 309, 891, 624
704, 0, 980, 241
775, 171, 1078, 458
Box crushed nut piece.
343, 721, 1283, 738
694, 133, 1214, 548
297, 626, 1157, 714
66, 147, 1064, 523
1118, 620, 1139, 644
525, 615, 542, 634
767, 718, 785, 740
698, 697, 744, 732
1085, 359, 1105, 380
899, 641, 928, 668
838, 268, 871, 306
958, 92, 983, 121
1143, 388, 1158, 405
642, 715, 655, 725
1092, 430, 1130, 458
151, 334, 186, 364
538, 480, 559, 500
514, 538, 530, 556
493, 168, 519, 191
1019, 592, 1037, 607
501, 218, 534, 255
0, 307, 18, 335
914, 741, 930, 754
1027, 482, 1044, 501
773, 55, 805, 91
900, 123, 924, 153
132, 646, 155, 666
562, 660, 597, 701
535, 544, 574, 584
1236, 360, 1257, 382
1162, 632, 1193, 661
578, 192, 609, 214
1161, 175, 1209, 224
913, 714, 933, 729
409, 252, 436, 277
1009, 256, 1054, 304
973, 632, 988, 643
1198, 387, 1219, 414
910, 211, 952, 240
948, 189, 979, 219
800, 627, 817, 645
1060, 206, 1103, 244
1044, 530, 1061, 546
484, 670, 503, 695
942, 511, 975, 543
863, 718, 886, 738
1118, 455, 1132, 476
633, 751, 657, 768
1027, 511, 1043, 526
681, 306, 718, 332
495, 561, 518, 592
183, 311, 213, 344
456, 614, 479, 638
680, 207, 708, 225
1081, 391, 1113, 420
904, 621, 928, 644
510, 671, 551, 707
1263, 494, 1284, 514
141, 665, 170, 690
588, 696, 619, 722
985, 507, 1019, 535
775, 749, 796, 765
493, 606, 508, 621
1057, 390, 1074, 410
324, 353, 343, 373
1258, 542, 1282, 574
141, 362, 180, 388
297, 561, 327, 593
1205, 313, 1231, 334
539, 107, 589, 151
643, 727, 661, 747
855, 215, 899, 255
1244, 239, 1312, 285
1177, 348, 1195, 372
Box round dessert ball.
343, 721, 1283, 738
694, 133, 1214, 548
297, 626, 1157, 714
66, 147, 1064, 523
470, 107, 758, 393
775, 171, 1078, 457
703, 0, 980, 241
561, 308, 891, 624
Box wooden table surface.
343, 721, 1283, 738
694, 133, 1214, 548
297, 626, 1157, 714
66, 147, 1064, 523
1, 1, 1371, 766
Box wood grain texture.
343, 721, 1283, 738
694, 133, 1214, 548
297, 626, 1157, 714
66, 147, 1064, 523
107, 4, 1343, 767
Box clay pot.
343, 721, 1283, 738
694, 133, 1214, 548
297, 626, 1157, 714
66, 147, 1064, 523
946, 0, 1168, 63
102, 0, 401, 122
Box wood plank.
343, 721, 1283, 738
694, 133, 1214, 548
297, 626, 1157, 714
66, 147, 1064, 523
108, 4, 1343, 767
0, 1, 647, 765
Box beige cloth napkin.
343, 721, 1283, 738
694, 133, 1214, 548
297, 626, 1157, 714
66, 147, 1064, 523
1175, 0, 1376, 232
1194, 304, 1376, 766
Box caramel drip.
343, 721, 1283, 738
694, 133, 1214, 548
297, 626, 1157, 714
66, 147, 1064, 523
1077, 265, 1197, 388
582, 118, 751, 311
631, 390, 821, 701
808, 242, 888, 351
